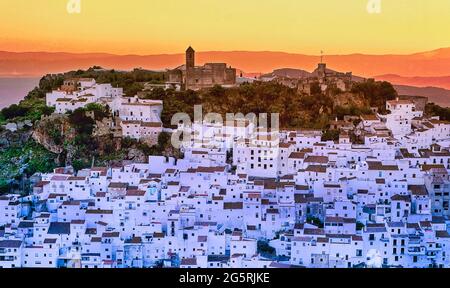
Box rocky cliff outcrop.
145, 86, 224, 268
127, 148, 148, 163
31, 112, 127, 167
0, 129, 33, 150
333, 92, 369, 109
32, 114, 72, 154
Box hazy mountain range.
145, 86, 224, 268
373, 74, 450, 90
391, 85, 450, 107
1, 48, 450, 106
1, 48, 450, 79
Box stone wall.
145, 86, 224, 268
185, 64, 236, 90
398, 95, 428, 112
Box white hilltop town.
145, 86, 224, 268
45, 77, 164, 145
3, 51, 450, 268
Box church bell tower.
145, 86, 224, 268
186, 46, 195, 69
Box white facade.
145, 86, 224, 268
46, 78, 164, 142
3, 97, 450, 268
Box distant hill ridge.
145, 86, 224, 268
2, 48, 450, 106
261, 67, 366, 82
262, 68, 312, 79
393, 85, 450, 107
2, 47, 450, 81
374, 74, 450, 90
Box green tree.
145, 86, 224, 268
356, 222, 365, 231
257, 240, 276, 256
322, 129, 340, 141
307, 216, 324, 228
68, 108, 95, 135
351, 79, 397, 111
425, 103, 450, 121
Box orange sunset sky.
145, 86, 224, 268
0, 0, 449, 55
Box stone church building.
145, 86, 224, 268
168, 46, 236, 90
